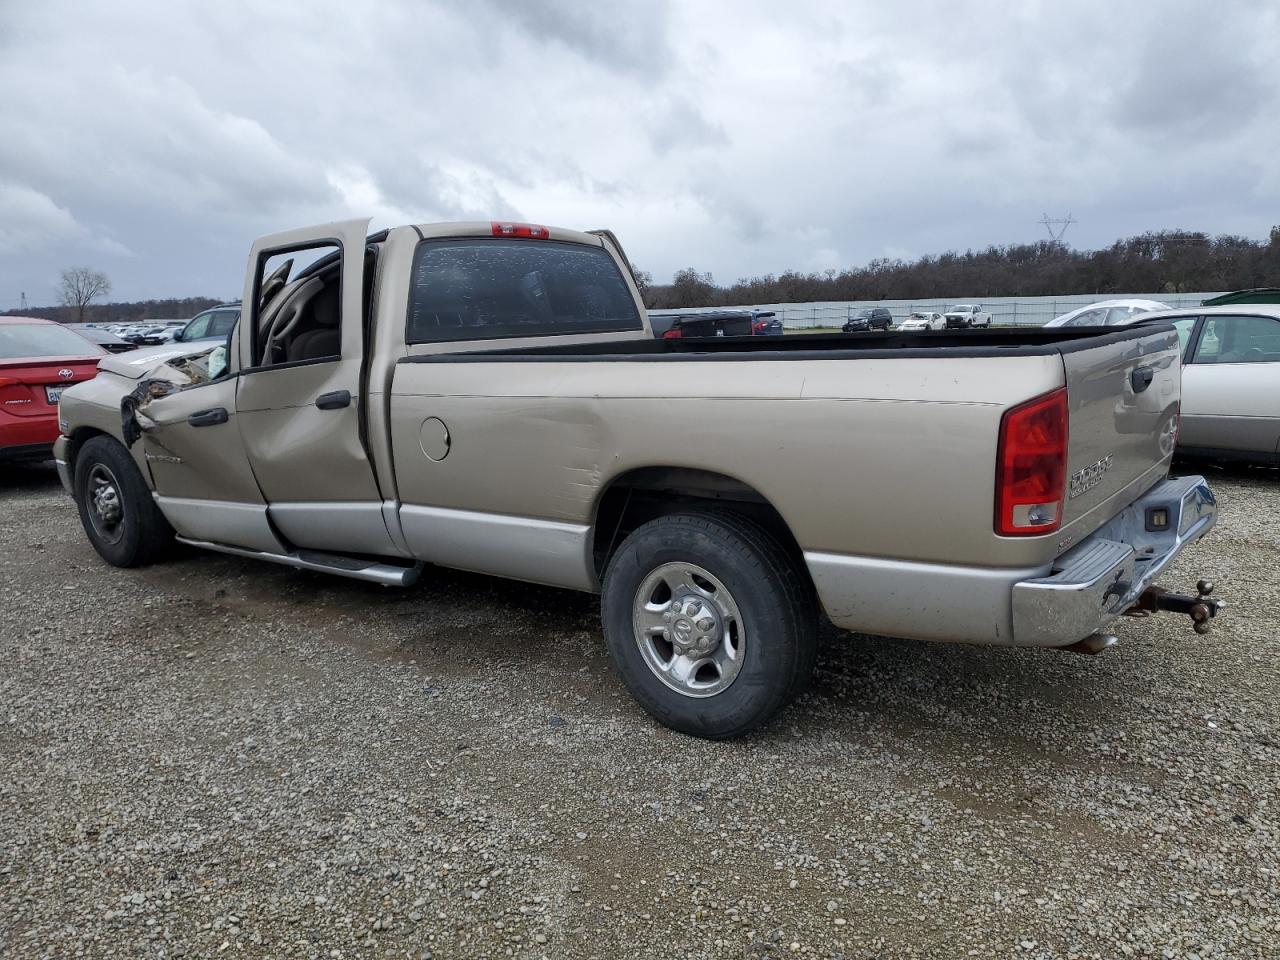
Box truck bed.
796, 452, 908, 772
401, 325, 1168, 363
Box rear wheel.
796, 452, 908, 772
74, 435, 174, 567
601, 510, 817, 739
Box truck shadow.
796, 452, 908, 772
152, 540, 1165, 759
0, 460, 62, 494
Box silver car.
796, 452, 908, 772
1135, 306, 1280, 463
1044, 298, 1171, 328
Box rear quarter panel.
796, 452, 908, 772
389, 354, 1068, 569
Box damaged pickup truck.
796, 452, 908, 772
54, 219, 1222, 738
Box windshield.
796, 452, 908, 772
854, 309, 874, 318
0, 323, 105, 360
948, 305, 974, 313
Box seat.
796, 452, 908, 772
286, 285, 341, 361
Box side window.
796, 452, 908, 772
1170, 317, 1198, 359
1191, 314, 1280, 364
1066, 308, 1105, 327
208, 310, 238, 339
406, 238, 643, 344
253, 243, 342, 367
183, 311, 212, 340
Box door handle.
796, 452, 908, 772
1130, 367, 1155, 393
188, 407, 228, 427
315, 389, 352, 410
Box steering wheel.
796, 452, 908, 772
260, 276, 322, 362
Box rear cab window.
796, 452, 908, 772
406, 238, 643, 344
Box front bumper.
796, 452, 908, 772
1011, 475, 1217, 646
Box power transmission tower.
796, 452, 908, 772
1040, 213, 1076, 246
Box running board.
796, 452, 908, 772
176, 537, 423, 587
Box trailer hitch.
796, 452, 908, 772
1127, 580, 1225, 635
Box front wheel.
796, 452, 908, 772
74, 435, 174, 567
601, 510, 817, 739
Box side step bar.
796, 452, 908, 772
176, 537, 423, 587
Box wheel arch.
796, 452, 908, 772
590, 466, 808, 581
64, 426, 113, 476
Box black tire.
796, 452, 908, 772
73, 435, 174, 567
600, 510, 817, 739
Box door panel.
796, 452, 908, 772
236, 357, 381, 504
1180, 364, 1280, 453
138, 377, 285, 553
232, 218, 397, 555
139, 377, 264, 504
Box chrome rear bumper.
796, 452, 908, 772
1011, 475, 1217, 647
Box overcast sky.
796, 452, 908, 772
1, 0, 1277, 306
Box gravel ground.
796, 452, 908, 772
1, 462, 1277, 960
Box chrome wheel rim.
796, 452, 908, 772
632, 562, 745, 698
86, 463, 125, 545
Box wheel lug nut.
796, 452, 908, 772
697, 618, 714, 631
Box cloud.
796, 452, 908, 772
0, 182, 131, 257
0, 0, 1277, 303
0, 183, 86, 254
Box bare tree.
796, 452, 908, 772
59, 267, 111, 322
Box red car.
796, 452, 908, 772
0, 317, 106, 463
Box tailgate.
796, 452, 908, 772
1059, 325, 1181, 529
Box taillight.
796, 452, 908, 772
995, 387, 1068, 536
491, 221, 549, 239
662, 328, 683, 340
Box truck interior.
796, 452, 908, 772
253, 244, 378, 366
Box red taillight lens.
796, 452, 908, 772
995, 387, 1068, 536
490, 221, 549, 239
662, 328, 683, 340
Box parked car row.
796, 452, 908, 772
92, 320, 186, 345
649, 309, 782, 339
85, 305, 242, 347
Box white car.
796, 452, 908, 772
1044, 299, 1171, 328
943, 304, 991, 329
1132, 306, 1280, 463
900, 310, 945, 331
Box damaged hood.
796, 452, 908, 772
98, 343, 219, 381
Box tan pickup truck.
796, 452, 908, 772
54, 219, 1222, 738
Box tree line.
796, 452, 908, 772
11, 226, 1280, 321
7, 295, 223, 325
640, 227, 1280, 309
